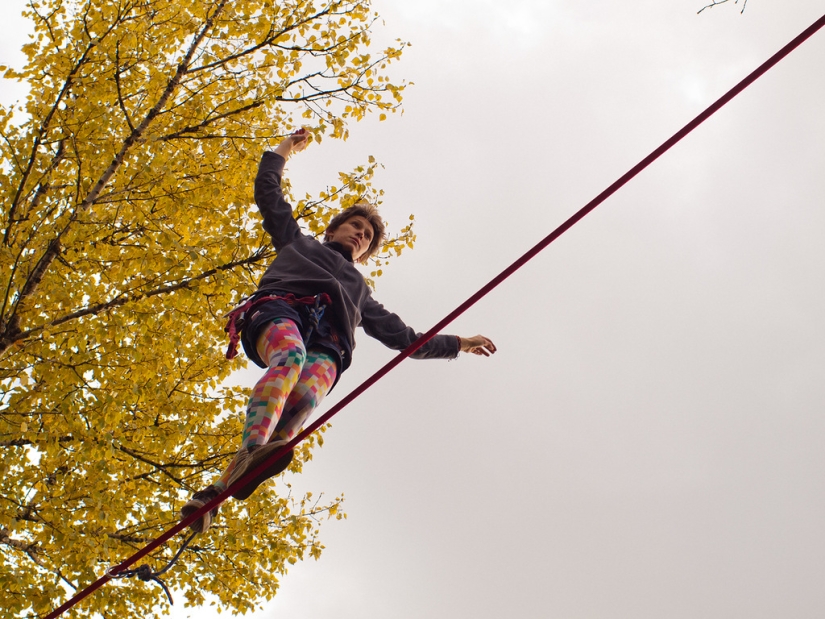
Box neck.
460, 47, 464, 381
324, 240, 354, 262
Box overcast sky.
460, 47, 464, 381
3, 1, 825, 618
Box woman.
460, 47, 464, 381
182, 129, 496, 532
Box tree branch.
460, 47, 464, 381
698, 0, 748, 14
159, 99, 266, 141
0, 528, 47, 569
114, 43, 136, 133
117, 445, 187, 485
187, 3, 337, 74
0, 436, 74, 448
0, 246, 272, 354
2, 0, 230, 340
4, 14, 112, 245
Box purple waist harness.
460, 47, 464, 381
224, 292, 332, 360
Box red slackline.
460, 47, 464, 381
44, 13, 825, 619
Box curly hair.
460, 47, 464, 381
324, 202, 386, 262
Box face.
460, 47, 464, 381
327, 215, 374, 262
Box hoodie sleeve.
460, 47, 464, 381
360, 296, 460, 360
254, 151, 303, 250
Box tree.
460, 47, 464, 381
0, 0, 415, 616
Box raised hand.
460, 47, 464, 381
288, 127, 310, 153
274, 127, 311, 158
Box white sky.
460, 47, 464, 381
2, 1, 825, 618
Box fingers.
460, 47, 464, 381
289, 128, 311, 152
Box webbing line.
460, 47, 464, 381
44, 13, 825, 619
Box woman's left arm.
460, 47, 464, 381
361, 297, 495, 360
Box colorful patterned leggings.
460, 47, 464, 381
214, 318, 337, 490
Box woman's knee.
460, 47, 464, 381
255, 318, 307, 368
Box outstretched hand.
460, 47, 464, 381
459, 335, 497, 357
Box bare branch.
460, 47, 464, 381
698, 0, 748, 14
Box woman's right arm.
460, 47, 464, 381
253, 130, 311, 250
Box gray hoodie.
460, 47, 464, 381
253, 151, 460, 370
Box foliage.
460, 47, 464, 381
0, 0, 413, 616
